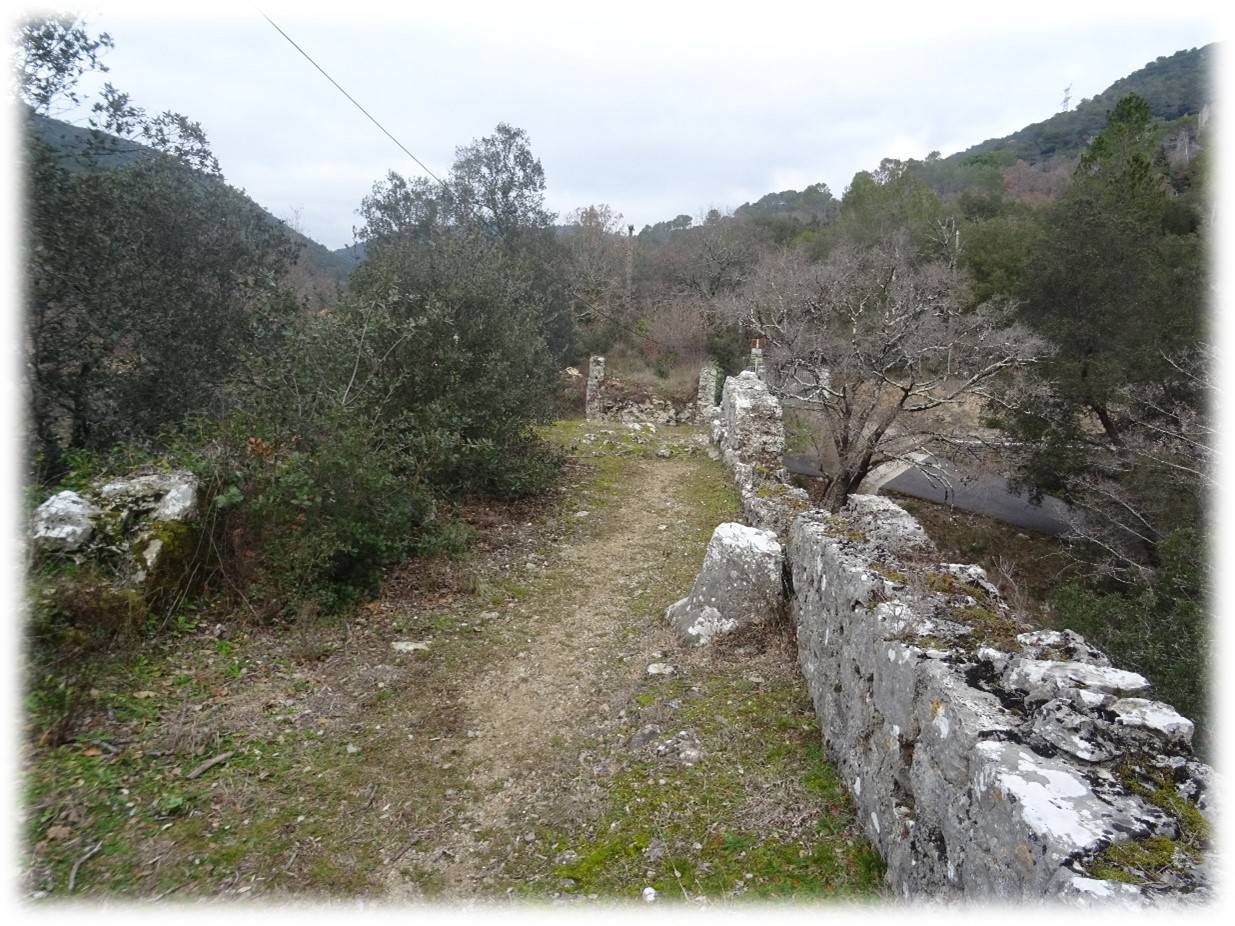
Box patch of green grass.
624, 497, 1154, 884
1089, 836, 1182, 885
520, 670, 884, 901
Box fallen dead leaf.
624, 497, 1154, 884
46, 825, 72, 841
82, 746, 102, 757
133, 691, 157, 700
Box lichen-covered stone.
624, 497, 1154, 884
717, 372, 787, 475
665, 522, 782, 645
696, 358, 720, 423
969, 740, 1162, 892
1016, 629, 1111, 667
1108, 698, 1195, 747
95, 470, 199, 522
31, 490, 98, 552
1004, 658, 1150, 701
585, 355, 606, 420
837, 495, 934, 555
711, 372, 811, 535
1030, 698, 1123, 762
699, 348, 1210, 903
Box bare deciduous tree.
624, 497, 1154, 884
563, 203, 627, 324
729, 242, 1044, 510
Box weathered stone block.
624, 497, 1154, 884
585, 355, 606, 420
31, 490, 98, 552
665, 522, 783, 645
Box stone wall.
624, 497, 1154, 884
710, 371, 810, 536
688, 371, 1214, 904
584, 355, 695, 425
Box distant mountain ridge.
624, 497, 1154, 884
718, 43, 1214, 223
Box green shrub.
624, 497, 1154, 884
1051, 527, 1208, 749
431, 433, 564, 501
175, 411, 434, 614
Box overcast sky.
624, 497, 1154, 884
43, 2, 1224, 249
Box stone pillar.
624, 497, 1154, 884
585, 355, 606, 420
696, 358, 720, 422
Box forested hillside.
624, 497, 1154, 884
954, 44, 1212, 164
27, 110, 356, 305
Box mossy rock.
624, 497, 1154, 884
951, 604, 1025, 651
132, 519, 201, 608
29, 567, 149, 647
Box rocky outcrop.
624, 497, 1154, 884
665, 522, 783, 645
30, 470, 201, 591
683, 360, 1213, 903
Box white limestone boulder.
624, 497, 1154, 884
31, 491, 99, 553
840, 495, 934, 555
666, 522, 784, 645
1004, 658, 1150, 702
95, 470, 199, 522
1109, 698, 1195, 747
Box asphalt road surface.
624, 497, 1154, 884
784, 452, 1071, 536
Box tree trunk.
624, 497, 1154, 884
1092, 402, 1124, 449
821, 468, 863, 513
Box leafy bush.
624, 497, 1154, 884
166, 408, 428, 614
26, 144, 297, 479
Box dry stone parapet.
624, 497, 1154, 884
684, 355, 1213, 903
787, 503, 1212, 902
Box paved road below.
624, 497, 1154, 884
784, 452, 1071, 536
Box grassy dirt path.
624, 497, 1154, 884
23, 421, 883, 906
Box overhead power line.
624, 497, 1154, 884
259, 10, 665, 350
258, 10, 447, 190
